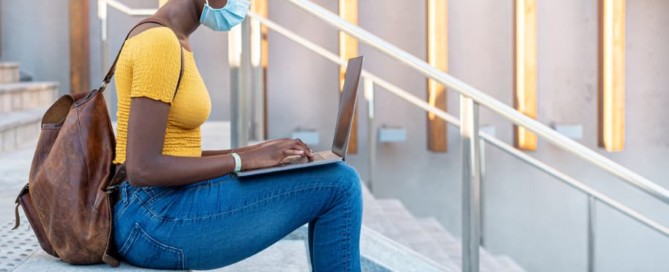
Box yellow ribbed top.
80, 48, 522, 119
113, 27, 211, 164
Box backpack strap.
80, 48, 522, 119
96, 18, 185, 96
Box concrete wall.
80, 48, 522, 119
0, 1, 70, 92
2, 0, 669, 271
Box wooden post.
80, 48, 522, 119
339, 0, 359, 154
0, 0, 3, 58
598, 0, 625, 152
513, 0, 538, 151
252, 0, 269, 139
427, 0, 448, 152
69, 0, 90, 94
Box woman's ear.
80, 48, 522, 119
195, 0, 206, 16
207, 0, 228, 9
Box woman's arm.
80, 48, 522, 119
201, 145, 256, 157
201, 139, 294, 157
126, 98, 235, 187
126, 97, 313, 187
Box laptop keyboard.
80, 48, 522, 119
282, 154, 325, 165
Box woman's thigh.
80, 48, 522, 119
114, 162, 361, 270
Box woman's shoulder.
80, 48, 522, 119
126, 26, 180, 52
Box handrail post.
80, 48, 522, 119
99, 0, 109, 81
250, 16, 266, 142
461, 96, 481, 272
230, 20, 252, 148
588, 196, 597, 272
364, 78, 376, 191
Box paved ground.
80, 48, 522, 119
0, 141, 35, 225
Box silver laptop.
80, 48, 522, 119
236, 56, 364, 177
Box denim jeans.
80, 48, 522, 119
113, 162, 363, 271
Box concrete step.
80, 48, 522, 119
417, 218, 515, 272
360, 225, 453, 272
375, 199, 456, 268
0, 63, 20, 84
11, 242, 310, 272
361, 187, 400, 237
494, 256, 525, 272
0, 82, 57, 112
7, 220, 403, 272
0, 108, 45, 153
6, 216, 312, 272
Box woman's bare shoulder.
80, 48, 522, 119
127, 23, 167, 39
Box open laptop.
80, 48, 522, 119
236, 56, 364, 177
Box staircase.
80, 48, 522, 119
361, 187, 525, 272
0, 62, 58, 153
4, 182, 527, 272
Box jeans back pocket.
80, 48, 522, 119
118, 223, 185, 270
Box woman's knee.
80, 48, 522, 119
330, 163, 362, 200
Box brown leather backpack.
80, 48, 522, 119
13, 19, 183, 266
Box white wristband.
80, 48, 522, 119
230, 153, 242, 173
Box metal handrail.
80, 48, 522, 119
101, 0, 156, 16
284, 0, 669, 206
250, 6, 669, 272
97, 0, 159, 82
247, 11, 669, 239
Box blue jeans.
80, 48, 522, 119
113, 162, 362, 271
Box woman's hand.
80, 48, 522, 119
238, 138, 313, 171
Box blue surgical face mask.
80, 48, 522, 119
200, 0, 251, 32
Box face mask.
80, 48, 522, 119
200, 0, 251, 32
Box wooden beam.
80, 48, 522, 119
598, 0, 625, 152
252, 0, 269, 139
339, 0, 359, 154
513, 0, 538, 151
427, 0, 448, 152
69, 0, 90, 94
0, 0, 2, 58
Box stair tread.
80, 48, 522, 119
0, 108, 45, 130
0, 82, 58, 94
362, 191, 402, 239
360, 189, 525, 271
0, 62, 20, 68
14, 240, 311, 272
0, 82, 57, 112
373, 199, 458, 267
0, 63, 21, 84
416, 218, 506, 271
494, 255, 526, 272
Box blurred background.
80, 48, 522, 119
1, 0, 668, 271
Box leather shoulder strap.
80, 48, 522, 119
175, 47, 184, 98
100, 18, 185, 95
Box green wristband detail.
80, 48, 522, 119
230, 153, 242, 173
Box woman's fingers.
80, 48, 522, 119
283, 148, 305, 156
239, 137, 318, 170
292, 138, 313, 157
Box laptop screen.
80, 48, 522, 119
331, 56, 364, 158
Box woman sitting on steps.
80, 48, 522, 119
112, 0, 363, 270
